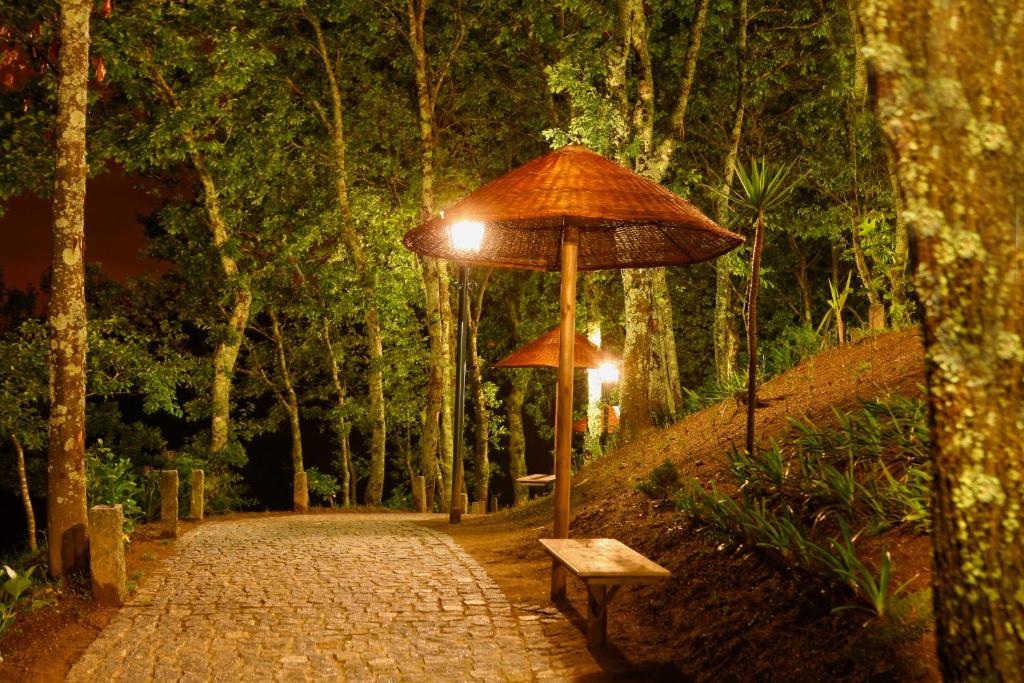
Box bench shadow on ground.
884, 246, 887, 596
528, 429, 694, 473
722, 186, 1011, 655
550, 597, 692, 682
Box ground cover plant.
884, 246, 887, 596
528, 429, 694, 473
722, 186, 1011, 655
670, 395, 930, 617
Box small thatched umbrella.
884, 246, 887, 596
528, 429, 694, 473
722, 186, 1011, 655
493, 326, 619, 371
494, 326, 622, 471
404, 145, 742, 598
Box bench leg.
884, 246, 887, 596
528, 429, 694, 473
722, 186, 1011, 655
586, 584, 608, 648
551, 559, 567, 601
585, 584, 620, 649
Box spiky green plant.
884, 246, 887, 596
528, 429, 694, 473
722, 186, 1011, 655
710, 158, 799, 456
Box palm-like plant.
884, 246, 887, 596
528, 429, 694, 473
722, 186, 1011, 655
711, 158, 798, 455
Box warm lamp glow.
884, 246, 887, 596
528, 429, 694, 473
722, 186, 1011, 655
448, 220, 485, 252
597, 361, 620, 384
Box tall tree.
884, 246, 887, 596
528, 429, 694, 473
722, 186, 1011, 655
860, 1, 1023, 677
47, 0, 91, 577
302, 9, 388, 505
403, 0, 463, 510
712, 0, 747, 383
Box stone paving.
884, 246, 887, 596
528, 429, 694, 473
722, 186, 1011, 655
66, 514, 595, 682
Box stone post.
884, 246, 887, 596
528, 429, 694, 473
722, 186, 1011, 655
160, 470, 178, 538
88, 504, 126, 606
413, 476, 427, 513
490, 495, 499, 513
293, 471, 309, 513
460, 493, 469, 514
470, 501, 486, 515
190, 469, 205, 521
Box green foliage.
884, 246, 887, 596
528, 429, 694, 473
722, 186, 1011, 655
762, 325, 820, 378
636, 459, 683, 501
817, 272, 854, 343
305, 468, 339, 507
0, 564, 36, 636
676, 396, 929, 618
85, 443, 143, 535
383, 482, 412, 510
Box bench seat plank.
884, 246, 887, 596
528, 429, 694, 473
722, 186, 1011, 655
540, 538, 670, 583
515, 474, 556, 486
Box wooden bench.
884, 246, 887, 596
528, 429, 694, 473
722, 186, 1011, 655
515, 473, 556, 487
515, 474, 555, 498
540, 538, 670, 648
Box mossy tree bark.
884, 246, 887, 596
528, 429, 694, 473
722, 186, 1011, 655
861, 2, 1024, 678
46, 0, 90, 578
307, 14, 387, 505
506, 380, 529, 506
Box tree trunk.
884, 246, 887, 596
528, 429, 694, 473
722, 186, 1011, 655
506, 381, 528, 506
614, 0, 700, 431
861, 2, 1024, 678
12, 435, 37, 553
884, 145, 911, 326
746, 215, 765, 455
148, 72, 253, 466
269, 311, 304, 512
788, 234, 813, 325
713, 0, 747, 383
323, 320, 351, 507
620, 268, 654, 439
308, 15, 387, 505
405, 0, 461, 512
466, 271, 491, 505
47, 0, 90, 578
838, 0, 886, 330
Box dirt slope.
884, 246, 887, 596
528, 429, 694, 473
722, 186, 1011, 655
449, 328, 939, 681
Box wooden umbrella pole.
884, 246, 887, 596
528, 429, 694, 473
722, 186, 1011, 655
551, 226, 578, 601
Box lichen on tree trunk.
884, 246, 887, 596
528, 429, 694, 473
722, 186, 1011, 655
46, 0, 91, 578
861, 1, 1024, 678
506, 381, 529, 506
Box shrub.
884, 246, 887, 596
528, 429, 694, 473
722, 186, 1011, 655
305, 467, 339, 507
1, 564, 36, 636
636, 459, 682, 500
86, 442, 142, 534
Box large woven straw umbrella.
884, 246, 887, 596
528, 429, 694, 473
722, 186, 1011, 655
404, 145, 742, 598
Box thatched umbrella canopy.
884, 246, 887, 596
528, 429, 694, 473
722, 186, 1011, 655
404, 145, 741, 271
493, 327, 620, 369
403, 145, 742, 599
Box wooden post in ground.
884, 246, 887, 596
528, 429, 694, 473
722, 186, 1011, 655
88, 504, 126, 606
160, 470, 178, 538
190, 469, 204, 520
552, 226, 578, 601
413, 475, 427, 512
490, 495, 498, 513
293, 471, 309, 513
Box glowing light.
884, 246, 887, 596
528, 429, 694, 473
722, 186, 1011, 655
448, 220, 485, 253
597, 361, 620, 384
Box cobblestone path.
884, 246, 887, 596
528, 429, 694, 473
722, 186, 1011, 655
67, 514, 593, 682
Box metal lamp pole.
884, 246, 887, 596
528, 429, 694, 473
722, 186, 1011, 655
450, 262, 470, 523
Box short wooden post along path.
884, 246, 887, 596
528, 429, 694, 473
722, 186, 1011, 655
541, 538, 670, 648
